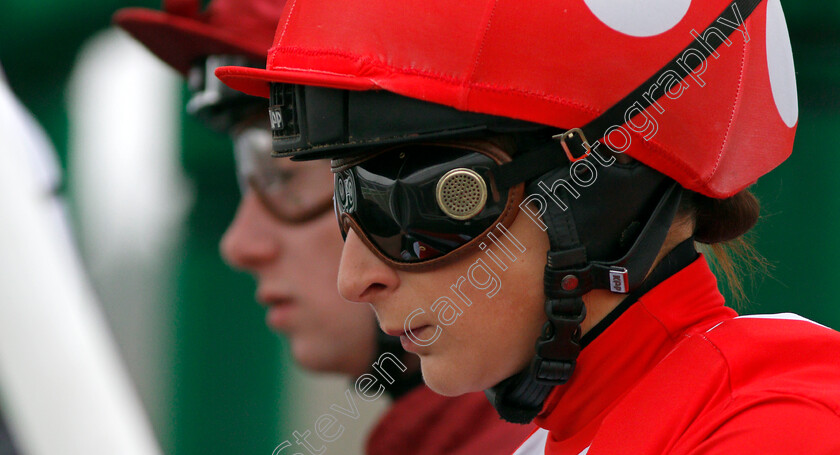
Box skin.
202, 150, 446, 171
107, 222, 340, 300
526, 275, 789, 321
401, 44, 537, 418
220, 160, 376, 378
338, 189, 695, 396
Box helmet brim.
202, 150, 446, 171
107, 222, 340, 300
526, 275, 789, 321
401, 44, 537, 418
114, 8, 268, 75
215, 64, 377, 99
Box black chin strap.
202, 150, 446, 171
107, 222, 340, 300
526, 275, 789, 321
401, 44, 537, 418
486, 0, 764, 424
580, 237, 698, 347
485, 235, 697, 422
487, 183, 683, 423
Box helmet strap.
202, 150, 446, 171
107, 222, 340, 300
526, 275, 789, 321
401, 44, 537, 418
487, 172, 684, 423
580, 237, 699, 346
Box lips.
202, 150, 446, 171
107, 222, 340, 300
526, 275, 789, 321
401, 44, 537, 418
382, 324, 434, 353
382, 324, 430, 338
258, 289, 296, 331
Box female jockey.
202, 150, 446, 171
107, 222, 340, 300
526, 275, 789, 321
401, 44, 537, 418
218, 0, 840, 453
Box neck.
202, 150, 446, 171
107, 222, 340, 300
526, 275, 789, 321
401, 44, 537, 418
580, 222, 694, 337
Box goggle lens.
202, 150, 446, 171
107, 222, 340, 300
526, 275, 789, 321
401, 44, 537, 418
334, 142, 517, 265
234, 127, 334, 223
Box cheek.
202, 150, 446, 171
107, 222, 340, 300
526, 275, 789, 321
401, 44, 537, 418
419, 290, 546, 396
282, 217, 359, 327
283, 213, 344, 289
281, 214, 379, 373
447, 265, 545, 390
411, 213, 549, 394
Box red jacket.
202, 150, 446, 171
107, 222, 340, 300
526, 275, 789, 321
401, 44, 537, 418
367, 385, 534, 455
514, 256, 840, 455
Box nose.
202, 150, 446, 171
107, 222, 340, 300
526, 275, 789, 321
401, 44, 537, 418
220, 192, 280, 270
337, 228, 400, 304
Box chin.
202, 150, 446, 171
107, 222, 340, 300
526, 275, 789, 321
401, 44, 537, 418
290, 339, 333, 373
419, 356, 482, 397
421, 351, 526, 397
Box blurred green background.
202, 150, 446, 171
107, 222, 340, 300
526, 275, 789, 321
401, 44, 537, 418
1, 1, 838, 454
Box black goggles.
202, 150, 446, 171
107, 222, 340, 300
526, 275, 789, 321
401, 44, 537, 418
332, 140, 524, 269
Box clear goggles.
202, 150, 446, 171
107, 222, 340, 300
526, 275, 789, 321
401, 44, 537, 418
233, 125, 334, 223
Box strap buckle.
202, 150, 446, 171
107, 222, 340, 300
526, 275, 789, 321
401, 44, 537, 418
532, 358, 575, 384
531, 297, 586, 385
608, 267, 629, 293
552, 128, 591, 162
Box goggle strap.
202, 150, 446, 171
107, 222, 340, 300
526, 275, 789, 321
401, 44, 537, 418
542, 183, 684, 299
494, 141, 567, 189
578, 0, 762, 148
495, 0, 763, 191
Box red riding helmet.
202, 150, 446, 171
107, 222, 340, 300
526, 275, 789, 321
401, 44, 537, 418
114, 0, 286, 75
217, 0, 798, 198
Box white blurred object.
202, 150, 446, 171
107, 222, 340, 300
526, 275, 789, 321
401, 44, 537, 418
0, 63, 162, 454
67, 28, 194, 443
68, 28, 192, 267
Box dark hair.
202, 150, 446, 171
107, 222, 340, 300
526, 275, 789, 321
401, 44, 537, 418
679, 189, 770, 307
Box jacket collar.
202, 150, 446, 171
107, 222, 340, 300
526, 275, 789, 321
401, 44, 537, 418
534, 255, 736, 439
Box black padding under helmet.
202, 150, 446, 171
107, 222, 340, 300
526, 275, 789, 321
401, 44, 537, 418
268, 83, 548, 161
